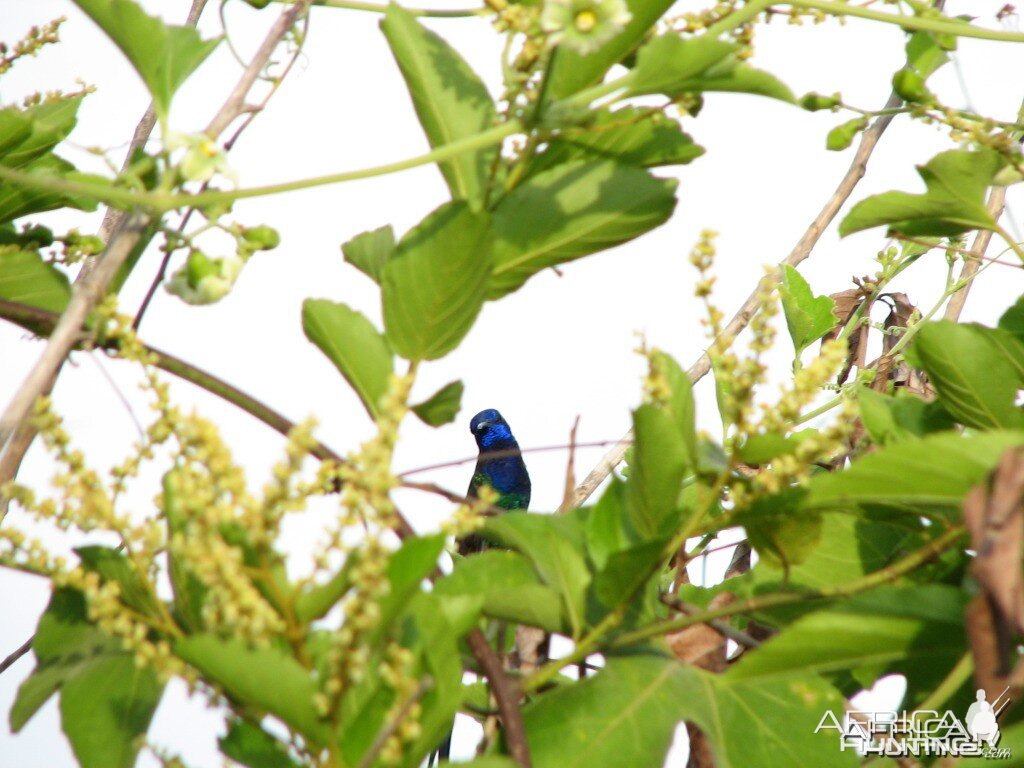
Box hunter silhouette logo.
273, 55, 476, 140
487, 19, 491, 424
815, 687, 1012, 759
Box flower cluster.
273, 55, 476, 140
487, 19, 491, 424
0, 17, 64, 76
540, 0, 632, 55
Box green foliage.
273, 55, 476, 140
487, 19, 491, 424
0, 250, 71, 313
382, 201, 493, 360
840, 149, 1005, 236
380, 5, 497, 205
341, 225, 395, 284
410, 379, 464, 427
72, 0, 218, 119
630, 34, 794, 102
302, 299, 394, 420
825, 117, 867, 151
489, 160, 677, 297
778, 265, 837, 355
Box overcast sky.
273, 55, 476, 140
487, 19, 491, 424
2, 0, 1023, 765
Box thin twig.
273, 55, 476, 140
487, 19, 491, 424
397, 440, 619, 478
944, 188, 1008, 322
466, 628, 532, 767
0, 0, 211, 507
0, 637, 33, 675
660, 595, 761, 649
557, 417, 580, 514
569, 91, 905, 509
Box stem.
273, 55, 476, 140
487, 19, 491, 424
791, 0, 1024, 43
299, 0, 487, 16
0, 121, 522, 213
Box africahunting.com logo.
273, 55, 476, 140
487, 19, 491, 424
815, 688, 1012, 759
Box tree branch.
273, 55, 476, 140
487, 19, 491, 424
569, 92, 904, 509
466, 628, 532, 767
944, 187, 1007, 322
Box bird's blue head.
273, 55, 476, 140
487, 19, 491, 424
470, 408, 516, 450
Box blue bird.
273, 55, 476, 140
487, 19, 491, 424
459, 408, 531, 555
432, 409, 531, 765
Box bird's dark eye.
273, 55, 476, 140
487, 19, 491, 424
475, 421, 491, 432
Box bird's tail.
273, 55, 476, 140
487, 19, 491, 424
428, 730, 452, 766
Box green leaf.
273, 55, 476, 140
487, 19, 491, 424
382, 201, 493, 360
294, 555, 357, 624
593, 538, 666, 607
806, 430, 1024, 510
737, 432, 800, 465
72, 0, 219, 118
737, 488, 823, 568
302, 299, 394, 419
75, 545, 162, 617
435, 550, 565, 632
411, 380, 464, 427
375, 534, 445, 635
999, 293, 1024, 343
0, 154, 100, 224
630, 34, 793, 102
490, 160, 676, 298
904, 321, 1024, 429
529, 108, 703, 176
858, 387, 955, 444
0, 249, 70, 313
840, 149, 1004, 237
905, 31, 951, 79
585, 477, 631, 569
524, 653, 852, 768
482, 513, 591, 637
779, 265, 837, 354
341, 225, 394, 283
162, 470, 207, 632
380, 4, 497, 204
728, 585, 966, 684
219, 719, 301, 768
11, 588, 125, 733
628, 404, 687, 539
546, 0, 675, 99
652, 350, 697, 465
0, 96, 84, 169
59, 655, 163, 768
174, 635, 330, 746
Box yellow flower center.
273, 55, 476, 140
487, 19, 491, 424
574, 9, 598, 32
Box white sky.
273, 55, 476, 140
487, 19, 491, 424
1, 0, 1023, 765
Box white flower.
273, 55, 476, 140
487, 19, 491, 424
165, 251, 245, 305
540, 0, 632, 55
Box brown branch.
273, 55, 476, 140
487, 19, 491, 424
557, 416, 580, 514
466, 628, 532, 767
569, 92, 905, 509
0, 637, 32, 675
944, 187, 1008, 322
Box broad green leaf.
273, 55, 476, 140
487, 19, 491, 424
593, 538, 666, 606
483, 513, 591, 637
341, 225, 394, 283
294, 555, 357, 624
585, 477, 631, 569
806, 430, 1024, 509
905, 31, 952, 79
411, 380, 464, 427
999, 294, 1024, 343
380, 5, 496, 204
652, 350, 697, 465
905, 321, 1024, 429
840, 149, 1004, 237
729, 585, 965, 684
174, 635, 331, 745
524, 653, 852, 768
0, 250, 70, 313
546, 0, 675, 99
779, 265, 837, 354
73, 0, 220, 118
490, 160, 676, 298
0, 96, 84, 169
857, 387, 955, 444
630, 34, 793, 102
220, 720, 301, 768
162, 470, 207, 632
737, 432, 800, 464
435, 550, 564, 632
374, 534, 445, 636
59, 655, 163, 768
529, 108, 703, 176
75, 545, 162, 617
302, 299, 394, 419
736, 488, 823, 568
382, 201, 493, 360
628, 404, 687, 539
0, 154, 99, 224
